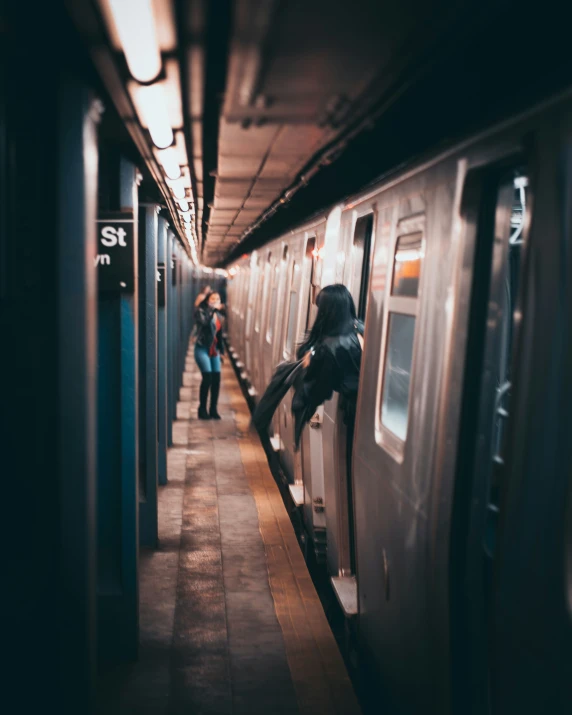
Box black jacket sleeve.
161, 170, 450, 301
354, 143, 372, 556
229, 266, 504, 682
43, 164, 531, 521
293, 345, 339, 417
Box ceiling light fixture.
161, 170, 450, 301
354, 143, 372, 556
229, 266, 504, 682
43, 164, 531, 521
170, 180, 186, 200
107, 0, 162, 83
158, 148, 181, 180
134, 83, 173, 149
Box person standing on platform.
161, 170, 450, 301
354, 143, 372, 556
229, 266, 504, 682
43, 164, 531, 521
194, 291, 225, 420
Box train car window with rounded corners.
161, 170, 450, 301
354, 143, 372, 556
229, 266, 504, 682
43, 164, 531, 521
257, 254, 272, 334
376, 219, 425, 459
381, 313, 416, 441
284, 260, 299, 358
266, 262, 280, 343
392, 232, 422, 297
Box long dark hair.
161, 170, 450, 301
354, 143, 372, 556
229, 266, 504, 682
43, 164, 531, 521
198, 291, 220, 311
296, 284, 360, 359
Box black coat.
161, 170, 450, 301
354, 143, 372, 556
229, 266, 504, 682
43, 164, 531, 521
291, 331, 362, 449
252, 358, 305, 434
252, 329, 362, 451
194, 305, 224, 354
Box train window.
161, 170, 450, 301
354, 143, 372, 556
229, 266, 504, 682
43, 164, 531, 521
380, 313, 415, 441
257, 254, 271, 334
305, 238, 317, 331
266, 264, 280, 343
377, 219, 425, 453
350, 214, 374, 320
391, 232, 422, 298
245, 258, 260, 337
284, 261, 299, 357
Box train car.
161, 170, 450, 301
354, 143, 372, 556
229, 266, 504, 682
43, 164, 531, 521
226, 90, 572, 715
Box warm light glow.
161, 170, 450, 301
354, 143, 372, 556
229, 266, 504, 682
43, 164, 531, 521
394, 249, 424, 263
134, 83, 173, 149
108, 0, 162, 83
158, 148, 181, 180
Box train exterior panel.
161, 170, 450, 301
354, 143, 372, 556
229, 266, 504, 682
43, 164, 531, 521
226, 92, 572, 714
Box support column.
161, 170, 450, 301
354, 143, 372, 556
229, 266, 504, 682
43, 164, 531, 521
96, 155, 140, 664
167, 229, 175, 446
138, 204, 159, 547
57, 76, 100, 714
157, 216, 168, 485
1, 13, 99, 708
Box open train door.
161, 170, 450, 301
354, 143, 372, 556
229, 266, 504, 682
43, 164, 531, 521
452, 129, 572, 715
487, 128, 572, 715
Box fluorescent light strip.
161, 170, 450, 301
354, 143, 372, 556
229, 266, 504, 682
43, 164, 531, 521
108, 0, 161, 83
158, 148, 181, 180
134, 84, 173, 149
170, 180, 186, 200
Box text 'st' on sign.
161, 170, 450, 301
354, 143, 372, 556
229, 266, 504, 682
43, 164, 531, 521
95, 212, 135, 292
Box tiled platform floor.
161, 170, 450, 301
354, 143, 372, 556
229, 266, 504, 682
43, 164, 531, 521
97, 346, 361, 715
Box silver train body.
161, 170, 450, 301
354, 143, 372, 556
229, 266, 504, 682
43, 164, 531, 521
225, 91, 572, 714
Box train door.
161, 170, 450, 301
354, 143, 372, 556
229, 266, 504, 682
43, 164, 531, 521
278, 252, 303, 481
269, 244, 290, 448
261, 254, 279, 392
344, 214, 374, 576
297, 237, 328, 552
244, 253, 260, 377
324, 212, 374, 600
451, 157, 572, 714
450, 166, 527, 715
253, 251, 272, 397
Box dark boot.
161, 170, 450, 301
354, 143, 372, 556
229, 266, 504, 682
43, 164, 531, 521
209, 372, 221, 419
198, 373, 212, 419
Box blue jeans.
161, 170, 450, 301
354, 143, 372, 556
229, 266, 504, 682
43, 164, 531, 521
194, 343, 221, 373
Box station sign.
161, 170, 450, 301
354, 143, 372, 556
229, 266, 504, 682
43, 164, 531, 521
157, 263, 166, 306
95, 212, 135, 293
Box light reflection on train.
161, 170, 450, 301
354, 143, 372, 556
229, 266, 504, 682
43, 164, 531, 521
225, 93, 572, 715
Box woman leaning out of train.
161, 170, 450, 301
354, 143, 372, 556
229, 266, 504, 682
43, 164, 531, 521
194, 291, 225, 420
292, 284, 364, 451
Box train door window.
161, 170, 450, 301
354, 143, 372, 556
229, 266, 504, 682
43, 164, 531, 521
267, 267, 279, 343
267, 247, 287, 343
350, 213, 374, 320
304, 238, 317, 331
377, 223, 424, 454
284, 260, 299, 358
246, 257, 260, 336
257, 252, 272, 334
240, 269, 248, 319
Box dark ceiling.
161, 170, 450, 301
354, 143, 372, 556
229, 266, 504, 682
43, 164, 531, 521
65, 0, 571, 266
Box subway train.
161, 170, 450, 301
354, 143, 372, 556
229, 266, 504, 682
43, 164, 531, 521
224, 90, 572, 714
